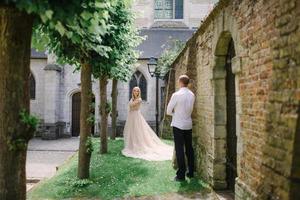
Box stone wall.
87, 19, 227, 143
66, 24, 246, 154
30, 58, 47, 120
162, 0, 300, 199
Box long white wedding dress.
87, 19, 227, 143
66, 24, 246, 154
122, 98, 173, 161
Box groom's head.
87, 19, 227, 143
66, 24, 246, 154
178, 75, 190, 88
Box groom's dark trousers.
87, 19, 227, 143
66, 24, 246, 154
173, 127, 194, 179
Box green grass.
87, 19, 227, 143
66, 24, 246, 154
27, 138, 209, 200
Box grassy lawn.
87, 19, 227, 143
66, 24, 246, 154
27, 138, 209, 200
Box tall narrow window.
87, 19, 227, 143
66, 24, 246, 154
129, 71, 147, 101
154, 0, 183, 19
29, 73, 36, 100
174, 0, 183, 19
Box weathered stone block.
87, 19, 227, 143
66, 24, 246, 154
214, 125, 226, 139
232, 56, 242, 74
214, 95, 227, 125
214, 79, 226, 96
213, 163, 226, 180
212, 179, 227, 190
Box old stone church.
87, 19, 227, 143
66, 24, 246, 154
29, 0, 216, 139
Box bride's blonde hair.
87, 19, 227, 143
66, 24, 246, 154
132, 87, 141, 100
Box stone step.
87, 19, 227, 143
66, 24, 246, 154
214, 191, 234, 200
26, 178, 40, 183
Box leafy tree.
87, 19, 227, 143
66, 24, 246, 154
0, 2, 112, 199
0, 1, 73, 199
34, 1, 114, 179
0, 5, 34, 199
157, 39, 185, 76
92, 0, 141, 153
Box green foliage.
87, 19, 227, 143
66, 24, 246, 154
105, 101, 112, 114
89, 101, 96, 110
7, 138, 28, 151
87, 101, 96, 124
87, 114, 95, 125
28, 139, 209, 200
28, 0, 141, 82
31, 0, 114, 66
85, 136, 94, 154
7, 110, 39, 151
62, 177, 93, 194
92, 0, 143, 81
4, 1, 57, 22
5, 1, 110, 60
20, 109, 39, 130
9, 0, 141, 81
157, 39, 185, 76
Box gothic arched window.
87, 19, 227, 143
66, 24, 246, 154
29, 73, 36, 100
129, 71, 147, 101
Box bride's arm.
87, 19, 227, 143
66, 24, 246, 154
129, 98, 142, 111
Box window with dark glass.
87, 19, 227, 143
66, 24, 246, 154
175, 0, 183, 19
154, 0, 183, 19
129, 71, 147, 101
29, 73, 36, 100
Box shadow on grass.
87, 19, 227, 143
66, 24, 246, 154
28, 139, 208, 200
87, 140, 152, 199
177, 178, 211, 196
28, 139, 151, 200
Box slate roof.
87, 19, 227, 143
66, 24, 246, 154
30, 28, 196, 60
137, 28, 196, 59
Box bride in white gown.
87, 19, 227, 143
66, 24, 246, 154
122, 87, 173, 161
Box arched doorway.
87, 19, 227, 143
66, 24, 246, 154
290, 104, 300, 199
71, 92, 95, 137
213, 32, 238, 193
225, 39, 237, 192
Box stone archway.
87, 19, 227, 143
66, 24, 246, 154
225, 38, 237, 192
290, 104, 300, 199
213, 31, 241, 192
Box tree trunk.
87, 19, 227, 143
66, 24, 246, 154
0, 6, 34, 200
110, 79, 118, 140
77, 61, 92, 179
99, 77, 108, 154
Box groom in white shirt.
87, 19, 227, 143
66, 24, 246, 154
167, 75, 195, 182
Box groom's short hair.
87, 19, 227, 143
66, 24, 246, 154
179, 75, 190, 86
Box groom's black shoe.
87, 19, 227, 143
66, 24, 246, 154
186, 173, 194, 179
174, 176, 185, 182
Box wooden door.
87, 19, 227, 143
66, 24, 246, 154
72, 92, 95, 136
72, 92, 81, 137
